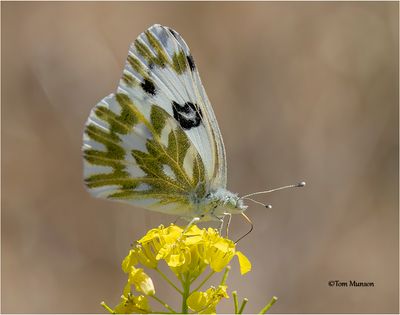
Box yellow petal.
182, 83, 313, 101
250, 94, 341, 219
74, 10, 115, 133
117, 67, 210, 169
187, 291, 208, 312
134, 295, 151, 313
123, 281, 131, 297
156, 243, 172, 260
189, 286, 228, 314
213, 239, 230, 252
129, 266, 155, 296
122, 249, 138, 273
113, 293, 152, 314
166, 253, 186, 267
185, 224, 203, 238
137, 245, 158, 269
162, 225, 183, 243
184, 233, 204, 245
138, 226, 162, 244
208, 242, 235, 272
235, 251, 252, 275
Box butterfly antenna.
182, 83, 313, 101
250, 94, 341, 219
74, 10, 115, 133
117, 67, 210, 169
241, 197, 273, 209
235, 212, 254, 244
240, 181, 306, 199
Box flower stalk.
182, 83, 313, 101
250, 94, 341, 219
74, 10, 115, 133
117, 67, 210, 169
259, 296, 278, 314
238, 298, 248, 314
232, 291, 239, 314
181, 274, 190, 314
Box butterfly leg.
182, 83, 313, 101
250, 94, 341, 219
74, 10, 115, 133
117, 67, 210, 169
182, 217, 200, 234
210, 214, 225, 234
224, 213, 232, 238
234, 212, 254, 244
218, 217, 224, 234
177, 217, 201, 242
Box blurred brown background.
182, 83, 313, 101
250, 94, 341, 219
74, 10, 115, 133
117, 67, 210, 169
1, 2, 398, 313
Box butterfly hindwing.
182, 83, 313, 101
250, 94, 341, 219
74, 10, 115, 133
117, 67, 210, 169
83, 93, 206, 216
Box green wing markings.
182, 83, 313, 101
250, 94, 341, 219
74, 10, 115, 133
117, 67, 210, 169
150, 103, 167, 136
122, 72, 137, 87
122, 105, 207, 204
192, 152, 206, 197
95, 94, 138, 134
84, 125, 124, 168
172, 50, 187, 75
145, 30, 169, 67
134, 40, 157, 66
84, 93, 207, 206
133, 30, 188, 75
85, 171, 136, 189
84, 94, 140, 190
127, 54, 147, 77
149, 105, 204, 189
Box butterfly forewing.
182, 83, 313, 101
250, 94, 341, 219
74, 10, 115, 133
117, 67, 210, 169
119, 24, 226, 187
165, 26, 228, 188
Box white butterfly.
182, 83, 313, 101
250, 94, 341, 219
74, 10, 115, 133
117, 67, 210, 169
82, 24, 304, 226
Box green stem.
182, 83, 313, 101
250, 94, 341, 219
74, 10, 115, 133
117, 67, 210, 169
155, 267, 183, 294
220, 266, 231, 286
181, 274, 191, 314
100, 301, 115, 314
191, 270, 215, 294
150, 295, 177, 313
259, 296, 278, 314
232, 291, 239, 314
238, 298, 248, 314
178, 273, 184, 284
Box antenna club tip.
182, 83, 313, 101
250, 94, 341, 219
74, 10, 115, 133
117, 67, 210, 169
297, 181, 306, 187
265, 204, 272, 209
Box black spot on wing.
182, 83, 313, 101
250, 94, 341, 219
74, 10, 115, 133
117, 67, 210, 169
168, 28, 179, 39
172, 101, 202, 130
141, 78, 156, 95
186, 55, 195, 71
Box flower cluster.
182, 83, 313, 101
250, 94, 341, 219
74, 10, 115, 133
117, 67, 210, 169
128, 224, 250, 275
101, 224, 276, 314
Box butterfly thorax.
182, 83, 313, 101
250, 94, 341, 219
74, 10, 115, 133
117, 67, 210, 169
194, 188, 248, 222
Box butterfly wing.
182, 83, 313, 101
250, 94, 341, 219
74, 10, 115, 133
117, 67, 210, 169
83, 25, 226, 217
118, 24, 227, 188
83, 93, 206, 216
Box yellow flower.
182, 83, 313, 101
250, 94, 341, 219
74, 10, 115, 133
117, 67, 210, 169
107, 224, 254, 313
121, 224, 252, 280
187, 285, 229, 314
112, 293, 151, 314
128, 266, 155, 296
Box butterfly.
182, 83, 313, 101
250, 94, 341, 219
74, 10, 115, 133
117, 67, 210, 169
82, 24, 304, 228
